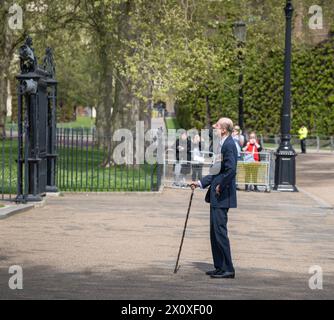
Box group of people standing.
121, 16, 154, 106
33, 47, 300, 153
174, 131, 205, 187
232, 126, 263, 192
174, 126, 263, 192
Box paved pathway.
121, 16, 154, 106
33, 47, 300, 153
297, 153, 334, 207
0, 153, 333, 299
151, 117, 166, 133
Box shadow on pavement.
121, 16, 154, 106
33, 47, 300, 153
0, 263, 333, 300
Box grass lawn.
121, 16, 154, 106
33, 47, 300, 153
58, 116, 95, 129
165, 117, 180, 130
57, 139, 161, 192
5, 116, 95, 131
0, 138, 17, 195
1, 138, 161, 194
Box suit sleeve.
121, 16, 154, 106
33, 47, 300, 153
218, 145, 237, 189
199, 174, 214, 189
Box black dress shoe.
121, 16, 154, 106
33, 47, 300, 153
210, 271, 235, 279
206, 269, 221, 276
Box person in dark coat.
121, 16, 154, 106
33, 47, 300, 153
174, 131, 192, 186
191, 118, 237, 279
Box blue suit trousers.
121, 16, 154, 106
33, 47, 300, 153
210, 206, 235, 272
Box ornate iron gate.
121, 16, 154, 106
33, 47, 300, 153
16, 37, 58, 203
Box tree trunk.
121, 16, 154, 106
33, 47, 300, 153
0, 70, 7, 139
95, 42, 113, 145
0, 7, 14, 140
294, 0, 305, 43
98, 0, 135, 166
145, 81, 153, 131
205, 87, 212, 129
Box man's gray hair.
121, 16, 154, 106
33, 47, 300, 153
219, 118, 234, 134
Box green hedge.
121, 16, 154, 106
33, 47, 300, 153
176, 37, 334, 136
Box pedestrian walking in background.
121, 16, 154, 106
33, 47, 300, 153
298, 125, 308, 154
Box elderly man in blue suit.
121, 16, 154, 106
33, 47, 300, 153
191, 117, 238, 279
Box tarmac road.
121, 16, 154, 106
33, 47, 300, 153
0, 153, 333, 299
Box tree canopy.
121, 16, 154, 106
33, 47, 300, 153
1, 0, 333, 137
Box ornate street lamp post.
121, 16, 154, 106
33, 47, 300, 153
274, 0, 298, 192
233, 21, 247, 131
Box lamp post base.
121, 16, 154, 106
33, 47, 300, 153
274, 184, 298, 192
15, 194, 44, 203
274, 149, 298, 192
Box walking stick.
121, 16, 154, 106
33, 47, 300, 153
174, 187, 195, 274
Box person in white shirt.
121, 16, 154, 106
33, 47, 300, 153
191, 134, 204, 181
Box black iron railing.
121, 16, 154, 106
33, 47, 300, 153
0, 128, 17, 201
56, 128, 162, 192
0, 127, 163, 201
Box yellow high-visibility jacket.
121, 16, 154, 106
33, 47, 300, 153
298, 127, 308, 140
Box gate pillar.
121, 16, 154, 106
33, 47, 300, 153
16, 37, 58, 202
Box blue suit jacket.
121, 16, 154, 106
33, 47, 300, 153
200, 135, 238, 208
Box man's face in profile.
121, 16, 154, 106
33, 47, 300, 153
213, 121, 225, 137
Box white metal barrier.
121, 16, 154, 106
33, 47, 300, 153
163, 150, 274, 192
164, 149, 215, 188
236, 151, 273, 192
260, 135, 334, 153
